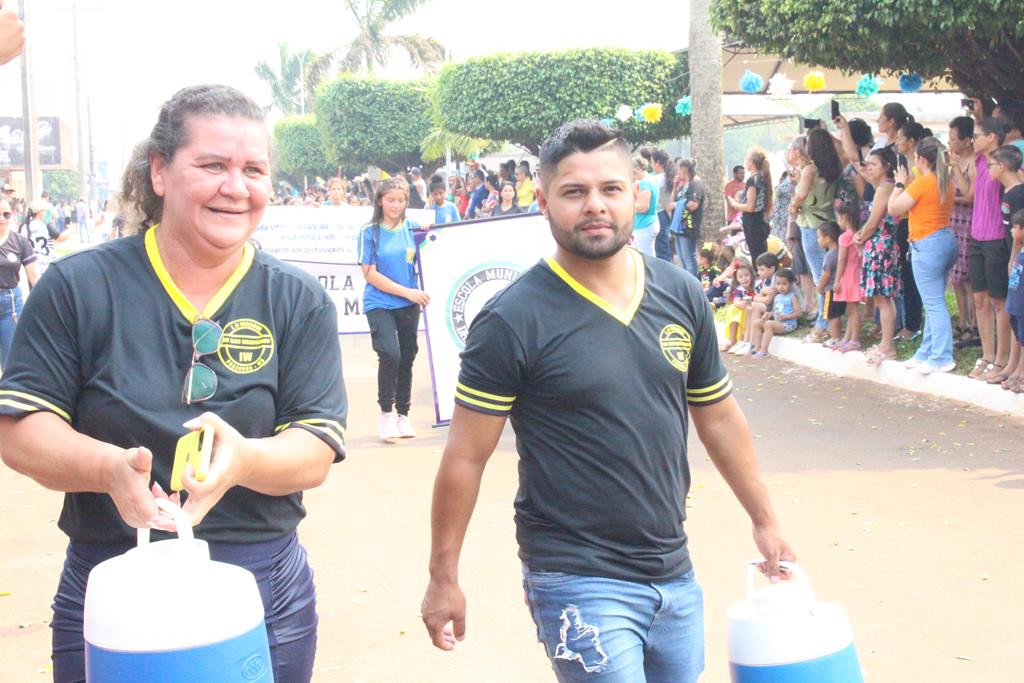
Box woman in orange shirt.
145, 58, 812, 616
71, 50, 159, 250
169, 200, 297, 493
888, 137, 957, 374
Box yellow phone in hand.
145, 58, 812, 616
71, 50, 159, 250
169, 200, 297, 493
170, 424, 214, 492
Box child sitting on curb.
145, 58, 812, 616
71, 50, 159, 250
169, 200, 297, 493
749, 268, 801, 358
719, 260, 756, 352
731, 252, 780, 355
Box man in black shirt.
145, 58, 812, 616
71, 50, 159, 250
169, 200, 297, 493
421, 120, 793, 682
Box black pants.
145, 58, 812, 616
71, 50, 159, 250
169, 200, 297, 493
742, 211, 769, 264
367, 304, 420, 414
896, 219, 922, 332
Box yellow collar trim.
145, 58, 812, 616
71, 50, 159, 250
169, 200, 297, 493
144, 225, 254, 322
545, 249, 645, 325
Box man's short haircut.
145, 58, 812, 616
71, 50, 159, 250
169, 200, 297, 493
538, 120, 628, 187
775, 268, 795, 283
428, 173, 446, 193
816, 220, 840, 242
949, 115, 974, 140
732, 165, 745, 174
992, 145, 1024, 172
471, 169, 485, 182
978, 117, 1008, 145
1012, 208, 1024, 228
755, 252, 779, 269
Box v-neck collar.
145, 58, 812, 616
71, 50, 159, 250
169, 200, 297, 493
144, 225, 254, 323
545, 248, 645, 326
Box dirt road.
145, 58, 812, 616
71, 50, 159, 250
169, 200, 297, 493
1, 335, 1021, 682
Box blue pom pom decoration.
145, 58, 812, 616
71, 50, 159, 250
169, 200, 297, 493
675, 96, 692, 116
855, 74, 882, 97
599, 117, 616, 128
739, 69, 764, 94
898, 73, 923, 93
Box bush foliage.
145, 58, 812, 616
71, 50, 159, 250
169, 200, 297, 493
437, 48, 690, 154
316, 77, 431, 173
273, 115, 333, 181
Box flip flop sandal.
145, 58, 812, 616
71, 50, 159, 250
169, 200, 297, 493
968, 358, 994, 380
840, 340, 862, 353
982, 364, 1007, 384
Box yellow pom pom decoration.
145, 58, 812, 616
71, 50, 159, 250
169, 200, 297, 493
803, 71, 826, 92
639, 102, 663, 123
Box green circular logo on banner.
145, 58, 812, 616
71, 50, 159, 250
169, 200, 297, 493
446, 261, 522, 349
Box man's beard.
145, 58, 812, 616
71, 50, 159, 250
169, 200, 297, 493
549, 215, 633, 261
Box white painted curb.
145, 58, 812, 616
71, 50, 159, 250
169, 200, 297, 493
717, 322, 1024, 416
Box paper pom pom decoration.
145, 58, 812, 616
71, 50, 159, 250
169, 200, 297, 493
599, 117, 616, 128
766, 73, 795, 98
739, 69, 764, 94
614, 104, 634, 122
638, 102, 663, 123
803, 71, 826, 92
855, 74, 882, 97
675, 96, 692, 116
898, 73, 923, 93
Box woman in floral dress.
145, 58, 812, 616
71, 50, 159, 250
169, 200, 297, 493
855, 148, 902, 365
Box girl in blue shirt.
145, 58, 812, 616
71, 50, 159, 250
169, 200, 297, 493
358, 177, 430, 440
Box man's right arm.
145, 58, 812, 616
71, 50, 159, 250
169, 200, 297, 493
421, 405, 507, 650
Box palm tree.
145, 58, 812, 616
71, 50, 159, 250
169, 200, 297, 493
419, 83, 494, 163
255, 42, 332, 115
336, 0, 446, 75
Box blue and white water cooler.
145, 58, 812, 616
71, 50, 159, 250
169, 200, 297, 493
728, 561, 863, 682
83, 502, 273, 682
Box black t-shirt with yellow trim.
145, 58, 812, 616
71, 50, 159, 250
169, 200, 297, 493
0, 228, 347, 544
455, 249, 730, 582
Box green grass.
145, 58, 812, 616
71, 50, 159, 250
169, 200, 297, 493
714, 289, 981, 376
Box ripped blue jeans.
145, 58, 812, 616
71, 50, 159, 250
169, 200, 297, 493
523, 568, 704, 682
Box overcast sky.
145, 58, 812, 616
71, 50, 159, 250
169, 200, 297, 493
1, 0, 689, 182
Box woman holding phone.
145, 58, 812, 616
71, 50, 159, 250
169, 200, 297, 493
0, 85, 348, 683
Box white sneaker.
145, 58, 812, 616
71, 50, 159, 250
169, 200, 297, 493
395, 414, 416, 438
378, 412, 399, 440
730, 342, 749, 355
902, 357, 922, 369
918, 361, 956, 375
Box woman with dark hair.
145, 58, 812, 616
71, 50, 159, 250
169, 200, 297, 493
651, 149, 676, 261
0, 197, 40, 365
855, 148, 902, 365
888, 137, 957, 373
0, 85, 348, 682
876, 102, 911, 151
790, 129, 840, 341
948, 115, 978, 344
891, 120, 931, 341
727, 147, 773, 263
492, 181, 523, 217
480, 172, 501, 217
358, 176, 429, 441
515, 162, 536, 208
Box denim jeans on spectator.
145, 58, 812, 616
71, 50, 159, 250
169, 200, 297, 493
0, 286, 24, 368
522, 568, 704, 683
896, 220, 922, 332
673, 234, 699, 278
800, 227, 827, 330
655, 210, 673, 261
910, 227, 956, 366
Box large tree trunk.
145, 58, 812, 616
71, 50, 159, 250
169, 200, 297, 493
689, 0, 725, 242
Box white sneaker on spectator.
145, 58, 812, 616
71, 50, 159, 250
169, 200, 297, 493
378, 412, 399, 440
730, 342, 749, 355
902, 357, 922, 369
918, 361, 956, 375
395, 414, 416, 438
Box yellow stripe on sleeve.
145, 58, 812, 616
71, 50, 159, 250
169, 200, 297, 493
686, 375, 731, 396
455, 383, 515, 403
687, 380, 733, 404
0, 390, 71, 421
454, 391, 513, 412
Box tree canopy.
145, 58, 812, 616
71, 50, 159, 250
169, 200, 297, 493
436, 48, 690, 154
316, 76, 431, 173
254, 42, 333, 115
273, 115, 334, 183
336, 0, 445, 75
43, 170, 79, 203
710, 0, 1024, 102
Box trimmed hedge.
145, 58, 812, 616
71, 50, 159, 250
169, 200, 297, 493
273, 115, 332, 180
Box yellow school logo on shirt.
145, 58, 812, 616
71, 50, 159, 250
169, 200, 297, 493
218, 319, 275, 374
660, 324, 693, 373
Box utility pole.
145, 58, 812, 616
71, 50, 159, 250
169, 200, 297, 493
18, 0, 40, 201
88, 97, 96, 206
71, 0, 87, 203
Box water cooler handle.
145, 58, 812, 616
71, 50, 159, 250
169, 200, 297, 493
136, 499, 195, 546
746, 560, 816, 603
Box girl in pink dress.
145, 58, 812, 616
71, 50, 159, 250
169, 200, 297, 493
834, 201, 865, 352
